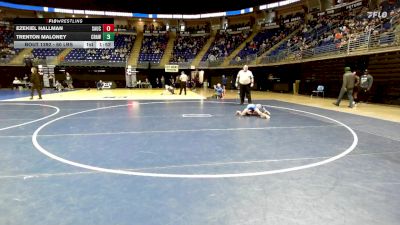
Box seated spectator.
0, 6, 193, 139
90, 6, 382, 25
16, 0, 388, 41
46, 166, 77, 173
213, 83, 224, 99
96, 80, 104, 90
143, 78, 151, 88
12, 77, 22, 89
54, 80, 64, 92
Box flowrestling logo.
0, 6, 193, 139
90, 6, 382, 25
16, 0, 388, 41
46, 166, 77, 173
367, 11, 388, 19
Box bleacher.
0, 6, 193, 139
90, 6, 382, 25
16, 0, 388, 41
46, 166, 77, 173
138, 34, 168, 64
170, 35, 207, 63
231, 24, 300, 65
64, 34, 134, 63
202, 30, 250, 63
0, 28, 20, 64
32, 49, 62, 59
262, 6, 400, 64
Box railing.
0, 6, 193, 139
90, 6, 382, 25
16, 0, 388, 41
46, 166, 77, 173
229, 54, 258, 66
261, 29, 400, 64
0, 57, 13, 64
60, 60, 126, 67
168, 60, 194, 69
198, 57, 225, 68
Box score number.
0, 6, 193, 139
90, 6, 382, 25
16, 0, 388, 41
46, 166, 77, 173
102, 24, 115, 41
102, 32, 115, 41
102, 24, 114, 32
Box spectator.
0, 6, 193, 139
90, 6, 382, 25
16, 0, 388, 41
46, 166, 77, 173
97, 80, 104, 90
333, 67, 355, 108
213, 83, 224, 99
55, 80, 64, 92
358, 69, 374, 103
65, 72, 74, 90
12, 77, 22, 90
30, 67, 42, 100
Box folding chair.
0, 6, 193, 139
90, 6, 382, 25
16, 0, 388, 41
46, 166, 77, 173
311, 85, 324, 98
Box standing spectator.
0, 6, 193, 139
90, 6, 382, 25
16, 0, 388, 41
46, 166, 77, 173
155, 77, 160, 88
333, 67, 355, 108
30, 67, 42, 100
235, 65, 254, 105
169, 76, 175, 87
221, 75, 227, 89
48, 74, 55, 88
352, 70, 360, 105
359, 69, 374, 103
65, 72, 74, 90
179, 71, 188, 95
161, 75, 165, 88
23, 74, 29, 88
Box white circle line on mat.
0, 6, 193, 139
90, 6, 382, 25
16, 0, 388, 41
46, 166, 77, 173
32, 101, 358, 179
0, 103, 60, 131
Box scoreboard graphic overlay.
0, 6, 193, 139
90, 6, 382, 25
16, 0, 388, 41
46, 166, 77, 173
13, 18, 115, 49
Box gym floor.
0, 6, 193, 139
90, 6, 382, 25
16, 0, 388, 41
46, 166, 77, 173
1, 88, 399, 225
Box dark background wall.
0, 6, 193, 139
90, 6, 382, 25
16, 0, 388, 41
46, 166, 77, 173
1, 51, 399, 104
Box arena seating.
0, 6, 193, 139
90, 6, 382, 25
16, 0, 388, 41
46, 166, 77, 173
231, 23, 300, 65
263, 6, 400, 63
32, 49, 62, 59
138, 34, 168, 63
202, 31, 250, 62
170, 35, 207, 63
65, 34, 134, 62
0, 28, 20, 63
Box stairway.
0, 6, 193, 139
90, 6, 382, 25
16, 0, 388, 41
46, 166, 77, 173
159, 31, 177, 67
127, 32, 143, 66
191, 31, 216, 67
9, 48, 33, 65
221, 28, 260, 67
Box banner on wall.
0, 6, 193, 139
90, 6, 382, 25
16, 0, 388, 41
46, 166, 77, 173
313, 0, 363, 17
165, 64, 179, 73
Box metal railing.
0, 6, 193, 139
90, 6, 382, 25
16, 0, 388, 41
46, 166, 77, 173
229, 54, 258, 66
59, 60, 126, 67
261, 29, 400, 64
198, 57, 226, 68
0, 57, 13, 64
168, 60, 194, 69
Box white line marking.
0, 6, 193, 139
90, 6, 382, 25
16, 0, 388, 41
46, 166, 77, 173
354, 128, 400, 142
182, 114, 213, 118
38, 125, 341, 137
0, 171, 99, 180
4, 150, 400, 180
31, 101, 359, 178
0, 125, 341, 138
0, 103, 60, 131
